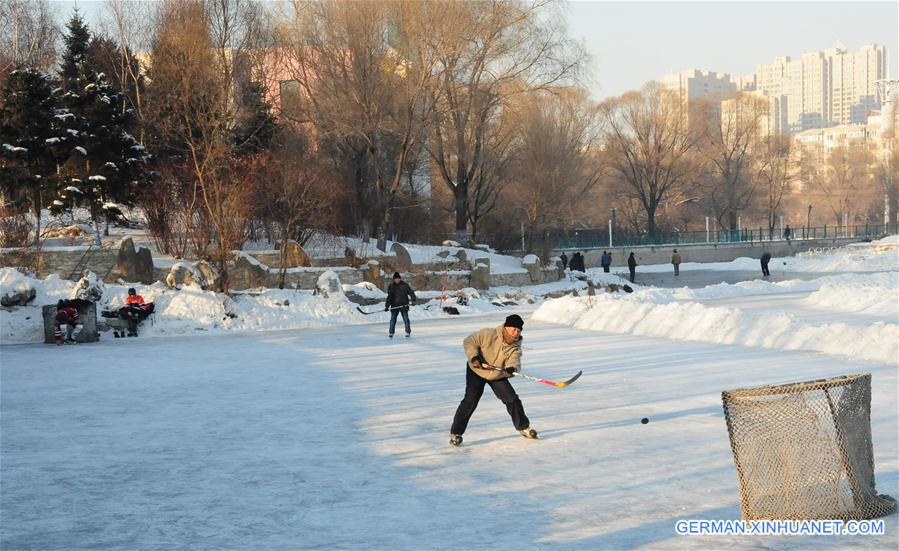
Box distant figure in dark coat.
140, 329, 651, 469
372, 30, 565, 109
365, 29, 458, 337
385, 272, 417, 338
559, 252, 569, 270
569, 252, 585, 272
761, 252, 772, 277
783, 225, 792, 242
600, 251, 611, 273
627, 252, 637, 283
671, 249, 682, 276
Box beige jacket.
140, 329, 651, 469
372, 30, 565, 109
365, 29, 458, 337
463, 325, 522, 381
671, 252, 682, 265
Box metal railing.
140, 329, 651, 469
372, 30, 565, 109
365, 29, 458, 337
534, 223, 897, 251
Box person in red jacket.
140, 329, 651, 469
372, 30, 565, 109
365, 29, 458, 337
54, 300, 80, 345
120, 288, 152, 337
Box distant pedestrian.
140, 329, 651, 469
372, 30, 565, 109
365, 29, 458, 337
761, 252, 772, 277
569, 252, 585, 272
601, 251, 611, 273
560, 252, 569, 270
783, 225, 792, 242
627, 252, 637, 283
385, 272, 417, 338
671, 249, 682, 276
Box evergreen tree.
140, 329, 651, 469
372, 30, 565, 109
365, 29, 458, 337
55, 12, 149, 242
0, 67, 64, 245
233, 82, 277, 156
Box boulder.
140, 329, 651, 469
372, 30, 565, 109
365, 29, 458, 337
42, 301, 98, 343
521, 254, 541, 283
1, 286, 36, 307
166, 262, 207, 289
72, 269, 104, 302
314, 271, 343, 298
231, 253, 270, 289
114, 237, 154, 284
389, 243, 413, 271
470, 259, 490, 290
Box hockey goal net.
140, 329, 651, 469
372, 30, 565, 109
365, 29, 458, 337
722, 373, 896, 520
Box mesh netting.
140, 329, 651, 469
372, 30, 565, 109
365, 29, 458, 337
722, 373, 896, 520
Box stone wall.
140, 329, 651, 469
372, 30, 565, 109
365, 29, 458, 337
0, 245, 119, 281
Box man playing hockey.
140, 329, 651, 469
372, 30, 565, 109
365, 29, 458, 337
449, 314, 537, 446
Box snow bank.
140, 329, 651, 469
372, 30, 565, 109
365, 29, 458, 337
532, 290, 898, 363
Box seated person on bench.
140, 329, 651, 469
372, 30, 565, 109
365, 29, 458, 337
103, 288, 154, 338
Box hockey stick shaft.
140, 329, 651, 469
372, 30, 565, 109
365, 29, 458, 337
482, 364, 582, 388
356, 305, 410, 315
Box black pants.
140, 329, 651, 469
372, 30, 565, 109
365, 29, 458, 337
629, 268, 636, 283
450, 364, 529, 435
761, 260, 770, 276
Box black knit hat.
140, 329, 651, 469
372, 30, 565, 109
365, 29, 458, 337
392, 272, 401, 279
504, 314, 524, 330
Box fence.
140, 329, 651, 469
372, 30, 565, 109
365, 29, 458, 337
534, 223, 897, 250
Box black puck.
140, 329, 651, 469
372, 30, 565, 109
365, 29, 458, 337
641, 417, 649, 424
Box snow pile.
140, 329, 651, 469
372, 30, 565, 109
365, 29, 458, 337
0, 269, 519, 344
532, 284, 898, 363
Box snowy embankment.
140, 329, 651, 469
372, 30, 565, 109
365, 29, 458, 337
0, 268, 516, 344
533, 269, 898, 363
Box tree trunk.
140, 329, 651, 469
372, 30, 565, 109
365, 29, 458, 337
454, 180, 469, 244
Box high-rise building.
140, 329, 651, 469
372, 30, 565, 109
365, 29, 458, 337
660, 69, 736, 102
754, 44, 887, 133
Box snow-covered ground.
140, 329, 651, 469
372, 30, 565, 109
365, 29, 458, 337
1, 238, 897, 549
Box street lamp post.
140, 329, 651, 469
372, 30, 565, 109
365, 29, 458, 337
806, 204, 812, 239
875, 79, 897, 233
609, 208, 616, 248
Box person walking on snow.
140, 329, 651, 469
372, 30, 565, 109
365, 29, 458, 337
449, 314, 536, 447
385, 272, 416, 338
601, 251, 611, 273
671, 249, 682, 276
627, 252, 637, 283
559, 252, 568, 270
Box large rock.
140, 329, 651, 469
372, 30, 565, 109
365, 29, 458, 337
113, 237, 154, 284
521, 254, 541, 283
231, 253, 270, 289
470, 259, 490, 290
1, 285, 36, 307
72, 269, 104, 302
281, 240, 312, 268
389, 243, 412, 271
166, 262, 206, 289
195, 260, 223, 290
314, 271, 343, 298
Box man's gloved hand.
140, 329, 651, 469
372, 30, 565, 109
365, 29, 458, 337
384, 305, 389, 311
503, 367, 517, 376
469, 357, 483, 369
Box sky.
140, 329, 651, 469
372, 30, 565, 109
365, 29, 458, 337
55, 0, 898, 100
565, 1, 899, 99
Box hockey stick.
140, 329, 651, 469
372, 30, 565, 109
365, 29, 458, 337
482, 364, 582, 388
356, 305, 409, 315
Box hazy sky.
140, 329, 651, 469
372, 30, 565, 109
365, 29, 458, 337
565, 1, 898, 99
56, 0, 898, 100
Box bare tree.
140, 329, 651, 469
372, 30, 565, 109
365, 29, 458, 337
601, 83, 697, 240
0, 0, 57, 79
755, 134, 793, 236
278, 0, 443, 250
427, 0, 582, 244
816, 144, 876, 229
508, 87, 602, 253
695, 92, 767, 232
257, 126, 330, 288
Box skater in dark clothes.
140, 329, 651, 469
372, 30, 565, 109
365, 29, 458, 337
627, 252, 637, 283
761, 252, 772, 277
385, 272, 416, 338
449, 314, 537, 446
559, 252, 568, 270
